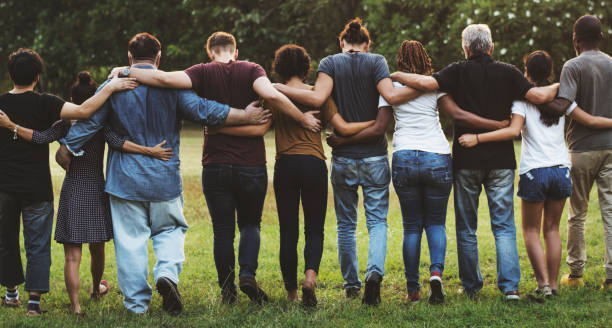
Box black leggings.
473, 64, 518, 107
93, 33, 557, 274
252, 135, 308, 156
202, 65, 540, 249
273, 155, 327, 291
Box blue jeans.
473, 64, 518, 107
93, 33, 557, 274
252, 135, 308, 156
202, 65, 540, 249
331, 155, 390, 289
0, 192, 53, 293
110, 195, 188, 314
392, 151, 452, 293
454, 169, 521, 294
202, 165, 267, 291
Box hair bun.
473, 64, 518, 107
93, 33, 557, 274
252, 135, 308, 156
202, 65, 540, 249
349, 21, 361, 30
78, 71, 93, 85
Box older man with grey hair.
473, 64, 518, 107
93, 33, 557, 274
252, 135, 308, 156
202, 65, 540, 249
391, 24, 559, 300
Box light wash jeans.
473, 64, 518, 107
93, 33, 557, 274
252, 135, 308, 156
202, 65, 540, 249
110, 195, 188, 314
454, 169, 520, 294
331, 155, 390, 290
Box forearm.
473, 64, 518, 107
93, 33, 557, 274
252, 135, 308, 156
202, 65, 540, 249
454, 111, 505, 131
335, 120, 375, 136
10, 123, 34, 142
263, 94, 306, 125
391, 72, 438, 91
130, 69, 191, 89
275, 84, 326, 108
61, 86, 113, 120
213, 122, 270, 137
121, 140, 153, 156
525, 84, 559, 104
536, 98, 571, 116
336, 108, 392, 145
478, 127, 521, 143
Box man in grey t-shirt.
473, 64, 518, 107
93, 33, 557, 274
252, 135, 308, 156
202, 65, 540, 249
548, 15, 612, 289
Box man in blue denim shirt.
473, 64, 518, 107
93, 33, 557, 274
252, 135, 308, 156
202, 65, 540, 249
58, 33, 269, 314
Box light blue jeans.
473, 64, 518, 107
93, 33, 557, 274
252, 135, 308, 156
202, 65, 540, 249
454, 169, 520, 294
331, 155, 390, 290
110, 195, 188, 314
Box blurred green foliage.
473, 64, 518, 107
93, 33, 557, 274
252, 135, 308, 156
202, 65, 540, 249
1, 0, 610, 105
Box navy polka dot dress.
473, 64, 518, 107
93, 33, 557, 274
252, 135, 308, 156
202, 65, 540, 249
33, 121, 126, 244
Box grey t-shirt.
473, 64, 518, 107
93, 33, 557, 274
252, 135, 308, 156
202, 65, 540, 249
318, 52, 390, 159
559, 50, 612, 152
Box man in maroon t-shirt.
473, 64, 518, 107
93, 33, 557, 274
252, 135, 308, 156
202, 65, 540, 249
115, 32, 320, 305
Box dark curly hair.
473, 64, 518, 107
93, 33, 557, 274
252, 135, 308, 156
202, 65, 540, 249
524, 50, 560, 127
273, 44, 311, 83
338, 18, 370, 45
397, 40, 433, 75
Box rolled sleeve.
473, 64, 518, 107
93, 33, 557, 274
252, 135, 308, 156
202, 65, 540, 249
177, 90, 230, 126
64, 103, 109, 155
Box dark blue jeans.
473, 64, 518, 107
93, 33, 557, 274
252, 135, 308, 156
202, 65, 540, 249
0, 192, 53, 293
392, 150, 452, 293
202, 165, 267, 291
454, 169, 521, 294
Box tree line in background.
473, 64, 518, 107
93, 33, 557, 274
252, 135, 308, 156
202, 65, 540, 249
1, 0, 610, 124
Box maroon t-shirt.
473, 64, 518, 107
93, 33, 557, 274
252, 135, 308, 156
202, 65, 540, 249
184, 60, 267, 166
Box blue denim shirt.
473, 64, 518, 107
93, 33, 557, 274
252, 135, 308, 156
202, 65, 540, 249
64, 65, 230, 202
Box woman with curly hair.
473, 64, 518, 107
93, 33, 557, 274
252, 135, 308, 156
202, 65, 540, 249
271, 44, 374, 306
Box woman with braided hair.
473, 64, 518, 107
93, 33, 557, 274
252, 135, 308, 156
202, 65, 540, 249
380, 40, 509, 304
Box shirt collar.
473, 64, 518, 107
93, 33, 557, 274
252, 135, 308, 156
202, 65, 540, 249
467, 53, 493, 62
131, 64, 156, 69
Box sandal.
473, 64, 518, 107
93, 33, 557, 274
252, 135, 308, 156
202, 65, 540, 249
91, 280, 110, 299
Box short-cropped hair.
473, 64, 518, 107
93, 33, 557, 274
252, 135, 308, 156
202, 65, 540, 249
574, 14, 603, 44
206, 32, 236, 58
462, 24, 493, 55
128, 33, 161, 61
7, 48, 43, 86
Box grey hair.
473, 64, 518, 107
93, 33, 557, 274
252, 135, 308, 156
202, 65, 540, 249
461, 24, 493, 55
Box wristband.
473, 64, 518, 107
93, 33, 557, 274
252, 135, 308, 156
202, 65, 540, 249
12, 124, 19, 140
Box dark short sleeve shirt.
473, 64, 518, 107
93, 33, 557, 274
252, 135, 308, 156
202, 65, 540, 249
0, 92, 65, 201
185, 61, 267, 166
318, 52, 390, 159
433, 53, 533, 169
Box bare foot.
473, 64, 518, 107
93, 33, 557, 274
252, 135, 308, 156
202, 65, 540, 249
287, 289, 298, 301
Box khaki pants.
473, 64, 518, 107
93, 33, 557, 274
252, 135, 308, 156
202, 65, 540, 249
568, 150, 612, 279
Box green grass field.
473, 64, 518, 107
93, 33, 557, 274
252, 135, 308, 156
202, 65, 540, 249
1, 128, 611, 327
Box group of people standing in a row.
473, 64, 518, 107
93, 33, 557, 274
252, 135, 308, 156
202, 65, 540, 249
0, 13, 611, 317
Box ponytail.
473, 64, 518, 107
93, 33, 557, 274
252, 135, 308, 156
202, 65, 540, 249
71, 71, 97, 105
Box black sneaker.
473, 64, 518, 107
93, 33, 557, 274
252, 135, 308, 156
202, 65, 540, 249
239, 277, 269, 305
504, 290, 520, 301
362, 272, 382, 306
428, 272, 445, 304
156, 277, 183, 315
345, 287, 360, 299
221, 286, 237, 304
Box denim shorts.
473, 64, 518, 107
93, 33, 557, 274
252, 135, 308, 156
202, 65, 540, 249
517, 166, 572, 202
